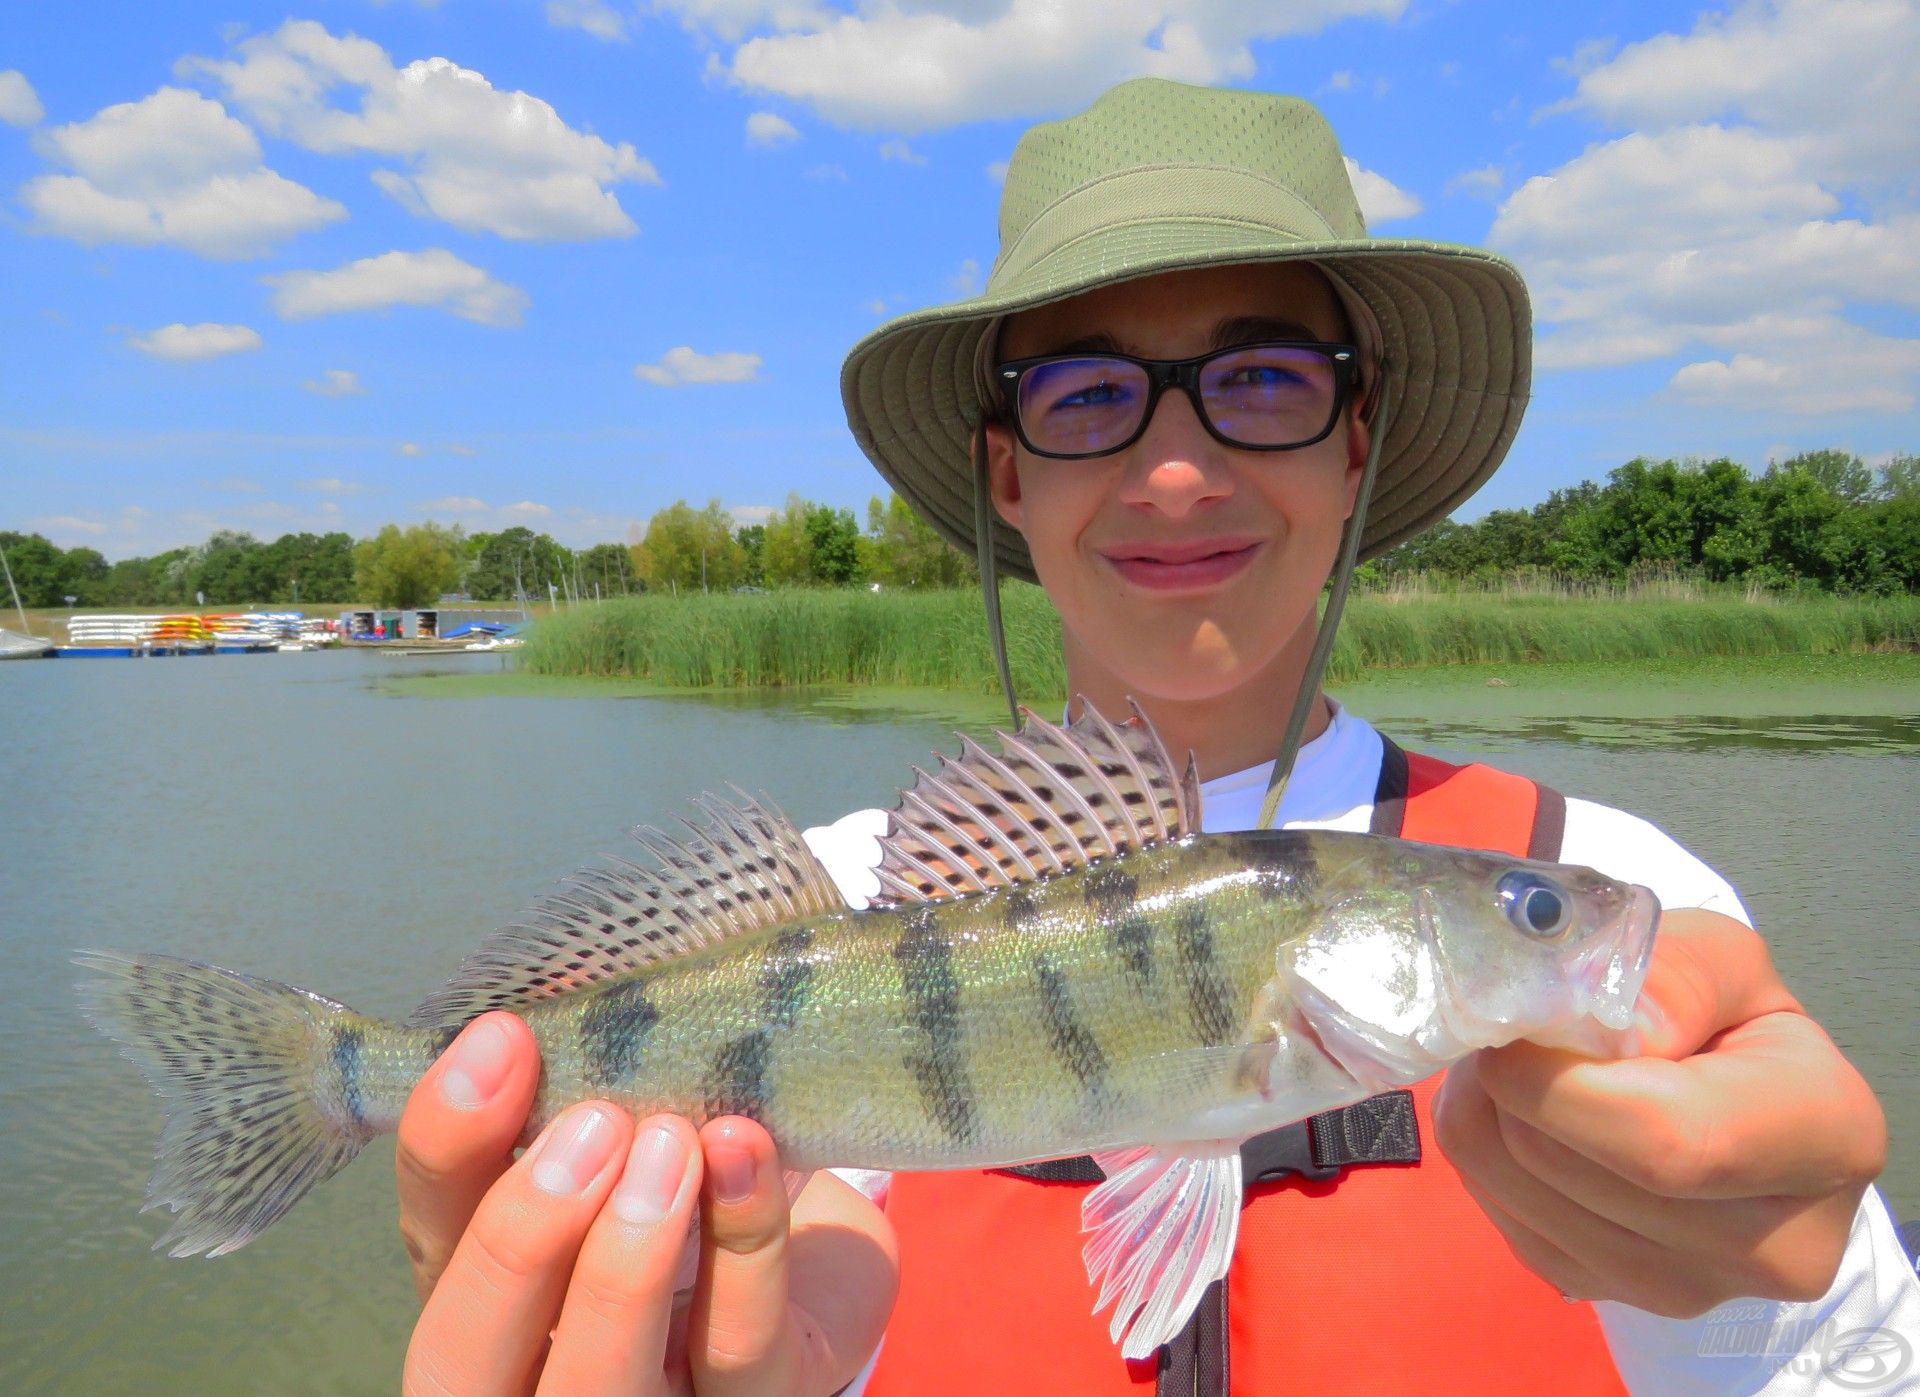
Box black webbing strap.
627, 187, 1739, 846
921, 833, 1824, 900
995, 1092, 1421, 1395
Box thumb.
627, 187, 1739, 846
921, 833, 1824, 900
689, 1117, 799, 1394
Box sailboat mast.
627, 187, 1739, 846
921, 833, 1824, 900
0, 541, 31, 633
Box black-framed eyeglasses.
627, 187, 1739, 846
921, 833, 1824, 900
994, 341, 1359, 460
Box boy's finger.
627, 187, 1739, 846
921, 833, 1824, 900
689, 1117, 799, 1396
537, 1115, 703, 1395
404, 1101, 633, 1397
395, 1012, 541, 1300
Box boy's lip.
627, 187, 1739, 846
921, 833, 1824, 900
1098, 537, 1263, 590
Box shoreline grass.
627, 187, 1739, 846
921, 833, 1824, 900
519, 583, 1920, 697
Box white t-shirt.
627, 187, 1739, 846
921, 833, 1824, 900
804, 701, 1920, 1395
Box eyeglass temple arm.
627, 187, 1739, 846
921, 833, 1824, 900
1256, 365, 1394, 830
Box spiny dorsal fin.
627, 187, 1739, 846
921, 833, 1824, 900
405, 791, 842, 1029
871, 697, 1200, 907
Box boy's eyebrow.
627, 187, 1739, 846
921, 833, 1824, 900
1212, 315, 1322, 345
1027, 316, 1327, 358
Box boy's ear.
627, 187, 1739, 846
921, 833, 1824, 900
982, 421, 1025, 531
1341, 403, 1371, 520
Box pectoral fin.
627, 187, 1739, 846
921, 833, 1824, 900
1081, 1142, 1243, 1361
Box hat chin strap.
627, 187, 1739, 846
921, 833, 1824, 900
973, 368, 1396, 813
974, 429, 1022, 727
1256, 366, 1394, 829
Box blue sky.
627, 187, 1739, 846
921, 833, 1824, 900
3, 0, 1915, 559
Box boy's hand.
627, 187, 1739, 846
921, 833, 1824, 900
1435, 909, 1886, 1316
394, 1012, 899, 1395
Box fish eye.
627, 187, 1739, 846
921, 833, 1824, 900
1497, 872, 1570, 939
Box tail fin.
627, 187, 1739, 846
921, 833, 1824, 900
77, 950, 373, 1257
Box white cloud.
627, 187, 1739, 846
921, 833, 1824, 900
0, 69, 43, 127
1444, 163, 1503, 200
298, 477, 367, 494
546, 0, 630, 41
266, 249, 529, 326
879, 138, 926, 165
1561, 0, 1918, 189
303, 368, 366, 396
36, 513, 110, 536
1342, 156, 1421, 224
1667, 321, 1920, 415
185, 20, 659, 241
746, 111, 800, 146
1493, 1, 1920, 416
694, 0, 1408, 132
1326, 70, 1354, 92
400, 442, 426, 457
985, 158, 1009, 183
946, 257, 983, 296
423, 494, 488, 512
634, 346, 763, 385
730, 503, 776, 525
128, 322, 264, 361
504, 500, 554, 517
804, 162, 849, 181
21, 87, 344, 258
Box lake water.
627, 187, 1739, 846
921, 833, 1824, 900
1, 649, 1914, 1393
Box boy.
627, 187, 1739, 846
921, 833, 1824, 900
395, 81, 1911, 1395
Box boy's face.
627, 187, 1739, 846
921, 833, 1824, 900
986, 261, 1369, 707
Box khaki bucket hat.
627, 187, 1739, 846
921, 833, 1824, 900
840, 77, 1533, 584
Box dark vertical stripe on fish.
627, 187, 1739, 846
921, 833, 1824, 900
1173, 902, 1237, 1046
332, 1024, 365, 1129
894, 906, 977, 1147
705, 1031, 772, 1120
1086, 866, 1155, 988
1108, 913, 1156, 989
580, 980, 661, 1086
761, 927, 816, 1029
1082, 866, 1138, 920
1032, 952, 1108, 1100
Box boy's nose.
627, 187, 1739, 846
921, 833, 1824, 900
1116, 386, 1234, 517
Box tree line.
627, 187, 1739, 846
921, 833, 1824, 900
0, 494, 974, 610
4, 450, 1914, 610
1368, 449, 1919, 593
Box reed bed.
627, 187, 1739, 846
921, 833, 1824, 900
520, 584, 1920, 696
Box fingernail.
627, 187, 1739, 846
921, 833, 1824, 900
442, 1017, 513, 1110
612, 1122, 688, 1225
708, 1127, 757, 1206
530, 1105, 620, 1196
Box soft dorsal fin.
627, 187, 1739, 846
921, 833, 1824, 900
406, 792, 843, 1029
871, 698, 1200, 907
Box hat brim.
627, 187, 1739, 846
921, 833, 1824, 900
841, 224, 1531, 583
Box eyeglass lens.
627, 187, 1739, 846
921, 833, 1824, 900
1015, 345, 1340, 456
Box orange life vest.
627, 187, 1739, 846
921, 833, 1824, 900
865, 742, 1626, 1397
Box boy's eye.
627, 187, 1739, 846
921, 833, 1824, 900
1056, 379, 1130, 409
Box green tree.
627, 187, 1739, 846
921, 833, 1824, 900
466, 527, 569, 602
577, 542, 637, 598
734, 524, 766, 587
862, 494, 977, 587
1775, 449, 1873, 504
354, 522, 466, 607
805, 503, 863, 584
633, 500, 744, 592
1877, 454, 1920, 501
760, 495, 813, 585
0, 532, 72, 606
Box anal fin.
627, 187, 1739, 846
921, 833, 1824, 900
1081, 1141, 1243, 1361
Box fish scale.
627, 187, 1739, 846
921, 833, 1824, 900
78, 700, 1657, 1362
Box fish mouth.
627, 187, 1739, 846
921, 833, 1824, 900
1584, 884, 1661, 1030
